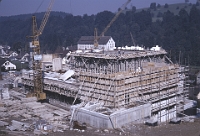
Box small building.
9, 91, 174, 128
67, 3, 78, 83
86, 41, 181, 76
20, 53, 30, 62
8, 51, 18, 59
77, 36, 115, 51
2, 61, 16, 70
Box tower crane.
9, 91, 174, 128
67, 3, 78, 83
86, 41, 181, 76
27, 0, 54, 101
94, 0, 131, 48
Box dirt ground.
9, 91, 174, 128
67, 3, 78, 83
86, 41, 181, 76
1, 118, 200, 136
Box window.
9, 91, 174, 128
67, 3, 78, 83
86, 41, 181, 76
125, 93, 130, 104
5, 62, 9, 65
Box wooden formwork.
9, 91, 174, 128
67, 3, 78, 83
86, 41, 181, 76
77, 62, 180, 109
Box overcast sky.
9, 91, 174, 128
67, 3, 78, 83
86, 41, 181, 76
0, 0, 197, 16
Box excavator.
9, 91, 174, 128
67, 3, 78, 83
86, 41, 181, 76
26, 0, 54, 101
94, 0, 131, 48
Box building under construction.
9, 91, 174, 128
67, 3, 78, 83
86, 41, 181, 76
21, 45, 191, 129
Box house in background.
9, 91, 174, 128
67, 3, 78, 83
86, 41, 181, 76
1, 51, 18, 60
2, 61, 16, 71
0, 45, 8, 56
8, 51, 18, 59
20, 53, 30, 62
77, 36, 115, 51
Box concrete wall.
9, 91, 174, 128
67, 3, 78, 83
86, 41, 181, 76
110, 103, 151, 128
53, 58, 62, 71
42, 54, 60, 63
72, 108, 112, 128
71, 103, 151, 129
42, 54, 53, 62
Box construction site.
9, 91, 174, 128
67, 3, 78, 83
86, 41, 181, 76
0, 43, 197, 135
20, 45, 195, 127
0, 0, 199, 136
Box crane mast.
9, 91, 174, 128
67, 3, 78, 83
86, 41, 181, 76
27, 0, 54, 100
94, 0, 131, 48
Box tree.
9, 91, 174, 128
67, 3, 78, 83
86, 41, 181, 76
12, 42, 22, 54
150, 2, 157, 10
157, 12, 163, 17
164, 3, 169, 8
151, 13, 155, 17
132, 6, 136, 13
1, 66, 6, 72
157, 4, 161, 8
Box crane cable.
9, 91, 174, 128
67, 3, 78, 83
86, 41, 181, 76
35, 0, 45, 13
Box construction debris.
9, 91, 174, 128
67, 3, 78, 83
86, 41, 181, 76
0, 121, 8, 127
170, 118, 181, 124
0, 91, 70, 134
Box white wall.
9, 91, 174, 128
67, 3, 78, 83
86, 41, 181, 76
42, 54, 53, 62
53, 58, 62, 71
77, 37, 115, 51
77, 44, 94, 50
71, 103, 151, 129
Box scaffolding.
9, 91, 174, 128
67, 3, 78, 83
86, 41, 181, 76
21, 49, 183, 123
70, 49, 180, 122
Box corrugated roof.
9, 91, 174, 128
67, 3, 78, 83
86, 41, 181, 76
77, 36, 111, 45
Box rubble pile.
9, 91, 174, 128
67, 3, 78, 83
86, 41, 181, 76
0, 92, 71, 135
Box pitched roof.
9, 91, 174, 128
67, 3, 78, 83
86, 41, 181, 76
77, 36, 112, 45
54, 46, 77, 58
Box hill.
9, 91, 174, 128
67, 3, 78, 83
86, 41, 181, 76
135, 2, 200, 22
0, 11, 69, 22
1, 3, 200, 66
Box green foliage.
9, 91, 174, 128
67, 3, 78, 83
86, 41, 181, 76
1, 4, 200, 66
164, 4, 169, 8
132, 6, 136, 13
157, 12, 163, 17
150, 2, 157, 10
157, 4, 161, 8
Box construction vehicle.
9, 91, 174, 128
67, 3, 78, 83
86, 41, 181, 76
94, 0, 131, 48
27, 0, 54, 101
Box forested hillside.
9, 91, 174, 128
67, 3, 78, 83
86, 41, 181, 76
1, 3, 200, 65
